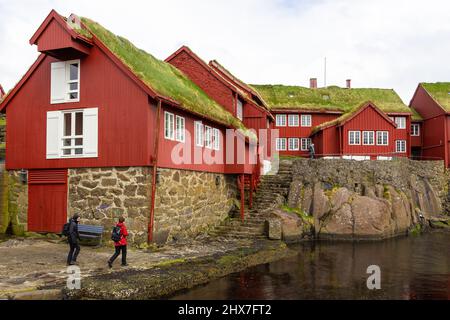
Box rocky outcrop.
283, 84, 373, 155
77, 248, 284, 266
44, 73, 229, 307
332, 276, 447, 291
276, 158, 448, 241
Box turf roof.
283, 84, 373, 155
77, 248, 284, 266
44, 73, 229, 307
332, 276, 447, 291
251, 84, 410, 114
421, 82, 450, 112
77, 17, 249, 133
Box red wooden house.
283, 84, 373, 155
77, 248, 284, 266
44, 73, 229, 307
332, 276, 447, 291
253, 80, 413, 160
0, 11, 258, 243
165, 46, 274, 163
409, 82, 450, 166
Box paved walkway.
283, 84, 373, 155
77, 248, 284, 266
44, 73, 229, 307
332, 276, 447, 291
0, 236, 254, 298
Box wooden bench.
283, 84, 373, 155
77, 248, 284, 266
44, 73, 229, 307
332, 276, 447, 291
78, 224, 104, 246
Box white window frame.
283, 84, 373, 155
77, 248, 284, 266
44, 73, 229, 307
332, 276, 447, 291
395, 117, 406, 129
300, 138, 311, 151
411, 123, 420, 136
236, 99, 243, 121
175, 115, 185, 142
301, 114, 312, 127
288, 138, 299, 151
212, 128, 220, 151
376, 131, 389, 146
205, 125, 213, 149
164, 112, 175, 140
396, 140, 406, 153
276, 114, 287, 127
276, 138, 286, 151
288, 114, 299, 127
195, 121, 204, 147
348, 131, 361, 145
51, 59, 80, 104
46, 107, 98, 159
362, 131, 375, 145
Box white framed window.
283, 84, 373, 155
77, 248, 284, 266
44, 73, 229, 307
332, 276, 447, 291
212, 128, 220, 151
288, 115, 299, 127
362, 131, 375, 145
301, 138, 311, 151
51, 60, 80, 104
348, 131, 361, 145
46, 107, 98, 159
175, 115, 185, 142
205, 125, 213, 149
276, 138, 286, 151
396, 140, 406, 153
301, 114, 312, 127
236, 99, 243, 121
195, 121, 204, 147
395, 117, 406, 129
288, 138, 299, 151
276, 114, 286, 127
411, 123, 420, 136
376, 131, 389, 146
164, 112, 175, 140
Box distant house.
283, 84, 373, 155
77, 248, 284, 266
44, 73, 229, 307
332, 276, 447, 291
409, 82, 450, 166
0, 10, 258, 243
165, 46, 274, 161
252, 80, 413, 160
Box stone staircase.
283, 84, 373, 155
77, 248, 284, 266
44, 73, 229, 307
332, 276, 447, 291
208, 159, 294, 240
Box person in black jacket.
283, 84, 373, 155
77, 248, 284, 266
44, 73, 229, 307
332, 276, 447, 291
67, 214, 81, 266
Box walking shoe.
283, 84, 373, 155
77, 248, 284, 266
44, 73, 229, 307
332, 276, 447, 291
108, 261, 113, 268
121, 263, 129, 267
69, 261, 78, 266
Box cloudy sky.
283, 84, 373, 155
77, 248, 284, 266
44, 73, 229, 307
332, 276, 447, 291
1, 0, 449, 103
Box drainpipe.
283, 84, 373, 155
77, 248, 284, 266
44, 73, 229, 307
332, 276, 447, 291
148, 99, 162, 243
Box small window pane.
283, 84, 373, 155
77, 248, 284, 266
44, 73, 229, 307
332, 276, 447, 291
69, 83, 78, 91
75, 138, 83, 146
69, 92, 78, 100
63, 139, 72, 147
75, 112, 83, 135
64, 113, 71, 136
70, 63, 79, 81
63, 149, 71, 155
75, 148, 83, 155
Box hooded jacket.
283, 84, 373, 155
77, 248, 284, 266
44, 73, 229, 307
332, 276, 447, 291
68, 218, 80, 244
115, 222, 128, 246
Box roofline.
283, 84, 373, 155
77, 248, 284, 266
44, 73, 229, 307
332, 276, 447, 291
0, 54, 46, 112
415, 83, 448, 114
165, 46, 246, 99
29, 9, 92, 46
270, 108, 344, 114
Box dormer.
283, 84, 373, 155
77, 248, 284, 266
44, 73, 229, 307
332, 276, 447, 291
29, 10, 93, 60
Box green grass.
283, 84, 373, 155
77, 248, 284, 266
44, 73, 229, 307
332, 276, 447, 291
79, 17, 251, 135
0, 117, 5, 126
421, 82, 450, 112
251, 84, 410, 114
281, 205, 314, 224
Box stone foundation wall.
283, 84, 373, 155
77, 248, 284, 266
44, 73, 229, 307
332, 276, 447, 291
153, 168, 237, 244
68, 167, 238, 246
68, 167, 152, 245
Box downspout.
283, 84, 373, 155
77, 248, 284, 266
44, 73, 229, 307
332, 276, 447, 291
148, 99, 162, 243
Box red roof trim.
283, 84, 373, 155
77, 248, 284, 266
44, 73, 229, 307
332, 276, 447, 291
0, 54, 46, 112
270, 108, 344, 115
29, 9, 92, 46
338, 101, 397, 127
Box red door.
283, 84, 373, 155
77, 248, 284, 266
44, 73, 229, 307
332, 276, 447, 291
28, 169, 68, 233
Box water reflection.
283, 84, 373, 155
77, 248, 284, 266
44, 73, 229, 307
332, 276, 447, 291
170, 232, 450, 300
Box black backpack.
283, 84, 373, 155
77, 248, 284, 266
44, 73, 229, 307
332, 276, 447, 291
111, 226, 122, 242
62, 222, 70, 236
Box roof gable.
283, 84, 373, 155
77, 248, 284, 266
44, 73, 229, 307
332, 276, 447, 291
420, 82, 450, 112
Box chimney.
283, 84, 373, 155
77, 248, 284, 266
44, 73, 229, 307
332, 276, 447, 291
346, 79, 351, 89
310, 78, 318, 89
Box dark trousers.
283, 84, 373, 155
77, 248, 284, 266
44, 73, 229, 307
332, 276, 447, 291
67, 242, 80, 264
109, 245, 127, 265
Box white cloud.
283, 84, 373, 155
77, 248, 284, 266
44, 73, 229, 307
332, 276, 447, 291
1, 0, 450, 103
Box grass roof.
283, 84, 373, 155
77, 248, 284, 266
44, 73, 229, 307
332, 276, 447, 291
410, 107, 423, 121
421, 82, 450, 112
251, 84, 410, 114
78, 17, 248, 133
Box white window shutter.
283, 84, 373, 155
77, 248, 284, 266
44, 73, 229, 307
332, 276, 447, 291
83, 107, 98, 157
46, 111, 61, 159
50, 62, 66, 104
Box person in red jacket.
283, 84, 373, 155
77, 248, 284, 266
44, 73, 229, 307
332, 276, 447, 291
108, 217, 129, 268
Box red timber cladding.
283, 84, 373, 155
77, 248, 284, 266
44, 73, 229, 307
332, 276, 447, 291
167, 51, 235, 115
272, 111, 340, 157
34, 18, 90, 56
411, 122, 423, 147
420, 115, 446, 163
5, 45, 152, 170
388, 113, 411, 159
315, 126, 340, 157
410, 85, 446, 119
